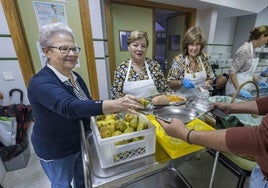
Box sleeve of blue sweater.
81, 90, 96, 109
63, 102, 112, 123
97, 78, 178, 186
28, 67, 103, 119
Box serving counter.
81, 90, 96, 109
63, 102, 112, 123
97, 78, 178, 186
80, 120, 206, 188
80, 86, 267, 187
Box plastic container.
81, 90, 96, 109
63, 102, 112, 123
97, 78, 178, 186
147, 115, 214, 159
4, 144, 30, 171
91, 114, 156, 169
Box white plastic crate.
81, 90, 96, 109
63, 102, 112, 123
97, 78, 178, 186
91, 114, 156, 168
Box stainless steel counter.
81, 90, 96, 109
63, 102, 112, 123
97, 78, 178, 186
80, 122, 204, 188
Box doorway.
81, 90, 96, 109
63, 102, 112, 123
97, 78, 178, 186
154, 8, 186, 76
106, 0, 196, 83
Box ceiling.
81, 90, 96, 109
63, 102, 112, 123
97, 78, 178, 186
149, 0, 268, 18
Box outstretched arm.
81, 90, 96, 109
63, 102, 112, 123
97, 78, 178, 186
213, 100, 258, 115
157, 118, 230, 152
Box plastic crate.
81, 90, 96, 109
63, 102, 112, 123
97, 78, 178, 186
91, 114, 156, 169
147, 115, 214, 159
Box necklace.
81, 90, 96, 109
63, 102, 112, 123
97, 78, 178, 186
192, 72, 196, 79
131, 60, 144, 73
189, 61, 197, 79
186, 56, 198, 79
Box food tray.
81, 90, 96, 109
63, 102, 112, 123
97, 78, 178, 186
91, 113, 156, 168
147, 115, 214, 159
153, 106, 199, 124
151, 92, 186, 106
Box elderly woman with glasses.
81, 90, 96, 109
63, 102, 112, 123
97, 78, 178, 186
111, 30, 168, 99
28, 23, 143, 188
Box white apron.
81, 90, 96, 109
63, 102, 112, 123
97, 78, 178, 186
225, 43, 259, 95
184, 56, 207, 86
179, 57, 208, 98
123, 60, 159, 98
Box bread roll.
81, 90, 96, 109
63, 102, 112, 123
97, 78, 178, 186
152, 95, 170, 105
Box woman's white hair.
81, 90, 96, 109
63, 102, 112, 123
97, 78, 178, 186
39, 23, 74, 48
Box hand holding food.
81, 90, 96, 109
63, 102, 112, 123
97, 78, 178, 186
117, 94, 144, 110
140, 98, 150, 107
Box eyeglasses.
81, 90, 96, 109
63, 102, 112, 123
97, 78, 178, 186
49, 46, 81, 54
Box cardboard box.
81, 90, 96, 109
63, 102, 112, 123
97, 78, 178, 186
4, 144, 30, 171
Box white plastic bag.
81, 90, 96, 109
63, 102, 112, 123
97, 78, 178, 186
0, 117, 17, 146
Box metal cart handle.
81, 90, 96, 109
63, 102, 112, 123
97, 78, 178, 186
80, 120, 92, 188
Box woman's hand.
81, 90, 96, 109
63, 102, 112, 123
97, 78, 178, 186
182, 79, 195, 89
204, 80, 212, 87
117, 94, 144, 111
167, 80, 182, 91
157, 118, 188, 140
238, 89, 252, 99
212, 102, 230, 114
102, 94, 143, 114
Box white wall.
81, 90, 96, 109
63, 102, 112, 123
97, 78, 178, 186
208, 17, 237, 76
0, 2, 33, 154
209, 9, 268, 77
196, 8, 218, 63
212, 17, 237, 59
0, 3, 29, 106
196, 8, 218, 44
232, 14, 256, 54
195, 6, 268, 78
255, 7, 268, 27
88, 0, 110, 100
201, 0, 267, 13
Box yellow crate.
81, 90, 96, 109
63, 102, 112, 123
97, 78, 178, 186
146, 115, 214, 159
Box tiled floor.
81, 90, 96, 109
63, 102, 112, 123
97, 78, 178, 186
175, 152, 249, 188
1, 152, 250, 188
1, 154, 50, 188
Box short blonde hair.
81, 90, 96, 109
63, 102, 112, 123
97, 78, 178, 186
127, 30, 149, 47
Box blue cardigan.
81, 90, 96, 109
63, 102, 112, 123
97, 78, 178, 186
28, 66, 103, 160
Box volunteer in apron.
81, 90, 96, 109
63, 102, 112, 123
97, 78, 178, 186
122, 60, 159, 98
225, 25, 268, 99
183, 56, 208, 87
167, 26, 215, 97
111, 30, 168, 99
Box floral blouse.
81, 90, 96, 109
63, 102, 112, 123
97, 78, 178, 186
111, 58, 168, 99
167, 52, 215, 81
